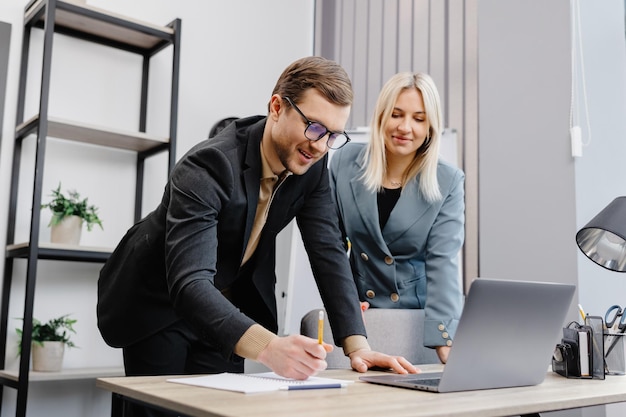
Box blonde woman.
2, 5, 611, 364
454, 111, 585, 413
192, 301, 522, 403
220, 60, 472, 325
329, 72, 465, 364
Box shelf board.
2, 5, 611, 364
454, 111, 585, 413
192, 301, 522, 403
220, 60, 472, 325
16, 115, 170, 152
24, 0, 175, 53
7, 242, 113, 262
0, 366, 124, 383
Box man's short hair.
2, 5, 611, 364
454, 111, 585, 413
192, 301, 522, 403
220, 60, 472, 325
269, 56, 353, 110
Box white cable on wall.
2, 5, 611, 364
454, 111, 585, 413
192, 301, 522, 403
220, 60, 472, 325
569, 0, 592, 157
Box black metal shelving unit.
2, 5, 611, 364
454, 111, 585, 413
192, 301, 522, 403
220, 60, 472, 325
0, 1, 180, 415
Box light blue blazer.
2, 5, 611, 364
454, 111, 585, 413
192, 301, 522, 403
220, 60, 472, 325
329, 143, 465, 347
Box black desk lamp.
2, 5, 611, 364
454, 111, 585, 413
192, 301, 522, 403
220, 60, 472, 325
576, 197, 626, 273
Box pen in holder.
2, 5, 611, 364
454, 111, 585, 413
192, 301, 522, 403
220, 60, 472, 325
604, 332, 626, 375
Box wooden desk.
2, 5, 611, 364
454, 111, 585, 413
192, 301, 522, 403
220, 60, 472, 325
97, 365, 626, 417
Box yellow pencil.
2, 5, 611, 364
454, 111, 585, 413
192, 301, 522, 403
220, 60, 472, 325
578, 303, 586, 322
318, 310, 324, 345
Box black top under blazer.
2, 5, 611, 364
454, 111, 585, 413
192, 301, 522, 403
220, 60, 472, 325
97, 116, 366, 360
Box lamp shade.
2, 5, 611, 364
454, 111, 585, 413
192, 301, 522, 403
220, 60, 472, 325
576, 197, 626, 272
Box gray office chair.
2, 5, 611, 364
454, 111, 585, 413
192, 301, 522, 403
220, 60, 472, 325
208, 116, 238, 138
300, 308, 440, 368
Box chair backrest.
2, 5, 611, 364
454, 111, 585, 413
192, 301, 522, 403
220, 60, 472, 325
208, 117, 238, 138
300, 308, 440, 369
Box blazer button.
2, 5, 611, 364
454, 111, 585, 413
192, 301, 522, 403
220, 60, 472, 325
446, 340, 453, 347
438, 324, 445, 331
384, 256, 394, 265
442, 332, 449, 339
360, 253, 369, 261
390, 293, 399, 302
366, 290, 375, 299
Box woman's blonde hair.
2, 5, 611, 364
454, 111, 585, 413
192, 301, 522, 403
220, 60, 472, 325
360, 72, 443, 202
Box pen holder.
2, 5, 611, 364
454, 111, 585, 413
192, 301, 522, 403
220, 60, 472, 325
604, 332, 626, 375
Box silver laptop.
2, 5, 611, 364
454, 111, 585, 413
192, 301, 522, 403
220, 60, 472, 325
359, 278, 575, 392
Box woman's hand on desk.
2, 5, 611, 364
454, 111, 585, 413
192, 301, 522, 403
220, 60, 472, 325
348, 349, 420, 374
256, 334, 334, 380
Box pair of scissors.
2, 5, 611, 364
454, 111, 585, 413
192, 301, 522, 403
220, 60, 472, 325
605, 304, 626, 332
605, 305, 626, 356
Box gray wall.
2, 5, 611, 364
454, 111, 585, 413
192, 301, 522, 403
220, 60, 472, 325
478, 1, 577, 287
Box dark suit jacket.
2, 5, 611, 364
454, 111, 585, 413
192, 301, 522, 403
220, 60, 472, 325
97, 116, 365, 360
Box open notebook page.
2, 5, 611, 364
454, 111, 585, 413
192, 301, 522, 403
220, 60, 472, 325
167, 372, 353, 394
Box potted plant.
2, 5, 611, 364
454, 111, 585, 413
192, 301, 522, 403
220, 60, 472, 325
41, 183, 103, 245
16, 314, 77, 372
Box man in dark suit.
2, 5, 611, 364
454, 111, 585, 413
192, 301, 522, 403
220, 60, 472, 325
97, 56, 416, 415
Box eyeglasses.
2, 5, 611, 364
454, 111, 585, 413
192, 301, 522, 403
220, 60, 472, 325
283, 97, 351, 150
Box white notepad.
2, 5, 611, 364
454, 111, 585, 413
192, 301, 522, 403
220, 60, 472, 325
167, 372, 353, 394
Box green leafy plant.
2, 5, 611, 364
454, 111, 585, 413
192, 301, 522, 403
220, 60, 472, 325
41, 183, 103, 231
16, 314, 77, 355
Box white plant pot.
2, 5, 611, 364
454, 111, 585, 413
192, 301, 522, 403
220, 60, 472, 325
50, 215, 83, 245
31, 341, 65, 372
